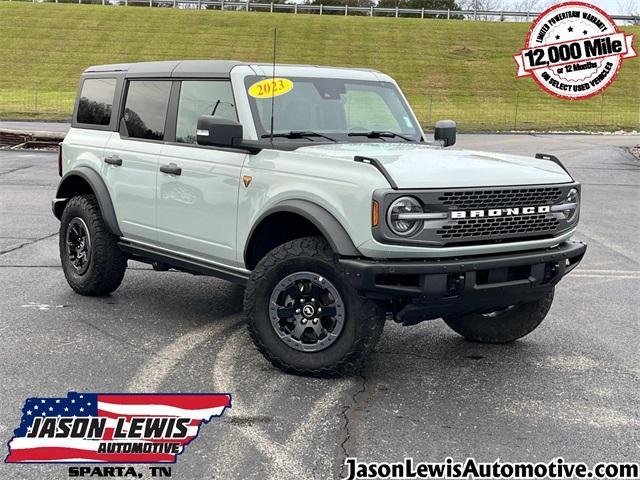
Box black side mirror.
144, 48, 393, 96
434, 119, 456, 147
196, 116, 243, 148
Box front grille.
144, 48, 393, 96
438, 187, 563, 209
437, 214, 560, 240
373, 183, 577, 248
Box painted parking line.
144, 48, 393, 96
128, 314, 242, 392
211, 328, 351, 480
571, 269, 640, 279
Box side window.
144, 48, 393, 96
76, 78, 117, 126
123, 80, 172, 141
176, 81, 237, 144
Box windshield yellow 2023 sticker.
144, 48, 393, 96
248, 78, 294, 99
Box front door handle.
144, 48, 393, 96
104, 155, 122, 166
160, 163, 182, 176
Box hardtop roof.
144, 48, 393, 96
83, 60, 380, 78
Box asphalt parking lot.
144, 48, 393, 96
1, 133, 638, 479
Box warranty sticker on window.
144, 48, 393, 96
248, 78, 294, 98
513, 1, 637, 100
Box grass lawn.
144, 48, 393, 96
1, 2, 638, 131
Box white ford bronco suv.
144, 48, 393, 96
53, 60, 586, 377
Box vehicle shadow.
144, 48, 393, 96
59, 268, 246, 331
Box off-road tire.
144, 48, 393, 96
244, 236, 385, 377
59, 195, 127, 296
443, 289, 554, 343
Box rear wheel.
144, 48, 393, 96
244, 237, 385, 377
59, 195, 127, 296
443, 289, 554, 343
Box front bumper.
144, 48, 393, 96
338, 240, 586, 323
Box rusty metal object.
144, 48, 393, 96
0, 129, 64, 149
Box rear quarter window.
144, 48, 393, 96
76, 78, 117, 126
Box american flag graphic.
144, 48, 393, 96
5, 392, 231, 463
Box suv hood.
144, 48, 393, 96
297, 143, 572, 188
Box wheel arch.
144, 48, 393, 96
54, 167, 122, 237
244, 200, 360, 270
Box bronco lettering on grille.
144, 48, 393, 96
451, 205, 551, 219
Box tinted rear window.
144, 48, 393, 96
76, 78, 117, 126
123, 80, 172, 141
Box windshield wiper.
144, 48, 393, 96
347, 131, 413, 141
261, 131, 336, 142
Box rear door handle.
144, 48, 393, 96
104, 156, 122, 166
160, 163, 182, 176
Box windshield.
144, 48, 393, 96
243, 75, 422, 142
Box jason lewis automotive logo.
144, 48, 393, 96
5, 392, 231, 463
514, 1, 637, 99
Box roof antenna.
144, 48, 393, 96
269, 28, 277, 146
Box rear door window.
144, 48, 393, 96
122, 80, 172, 141
76, 78, 117, 126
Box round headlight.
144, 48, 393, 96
387, 196, 423, 236
565, 188, 580, 222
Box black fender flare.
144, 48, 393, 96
54, 166, 122, 237
245, 200, 360, 264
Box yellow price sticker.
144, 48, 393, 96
248, 78, 294, 99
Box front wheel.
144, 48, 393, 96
443, 289, 554, 343
244, 237, 385, 377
